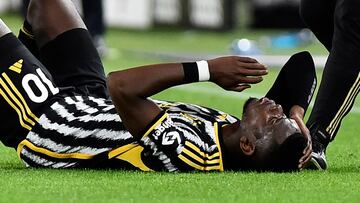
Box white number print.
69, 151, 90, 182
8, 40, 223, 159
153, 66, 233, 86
22, 68, 59, 103
162, 131, 181, 146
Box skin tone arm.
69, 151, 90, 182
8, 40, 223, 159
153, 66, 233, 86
290, 105, 312, 168
107, 56, 268, 138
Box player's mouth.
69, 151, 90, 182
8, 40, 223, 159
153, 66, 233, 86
259, 97, 275, 105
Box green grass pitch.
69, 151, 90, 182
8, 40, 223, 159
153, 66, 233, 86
0, 13, 360, 203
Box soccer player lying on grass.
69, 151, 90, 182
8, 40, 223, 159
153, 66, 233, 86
107, 52, 317, 172
0, 0, 316, 172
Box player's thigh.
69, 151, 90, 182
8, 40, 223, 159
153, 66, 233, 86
332, 0, 360, 62
300, 0, 335, 51
28, 0, 86, 47
39, 28, 108, 99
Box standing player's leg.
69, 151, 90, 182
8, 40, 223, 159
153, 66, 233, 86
305, 0, 360, 170
300, 0, 335, 51
82, 0, 107, 56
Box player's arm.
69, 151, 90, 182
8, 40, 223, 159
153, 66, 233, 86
289, 105, 312, 168
107, 56, 268, 138
265, 52, 316, 168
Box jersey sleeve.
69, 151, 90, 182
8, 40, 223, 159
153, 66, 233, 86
140, 111, 224, 172
265, 51, 317, 116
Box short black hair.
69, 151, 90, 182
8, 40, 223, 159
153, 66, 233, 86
271, 132, 307, 172
247, 132, 307, 172
238, 132, 306, 172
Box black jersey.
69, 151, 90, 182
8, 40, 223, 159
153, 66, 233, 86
18, 96, 238, 171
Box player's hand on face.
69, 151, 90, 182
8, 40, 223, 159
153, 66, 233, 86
289, 106, 312, 169
207, 56, 268, 92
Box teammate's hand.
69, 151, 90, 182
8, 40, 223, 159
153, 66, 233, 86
289, 105, 312, 169
207, 56, 268, 92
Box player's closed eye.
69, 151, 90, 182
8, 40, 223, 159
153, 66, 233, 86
269, 116, 285, 125
269, 117, 278, 125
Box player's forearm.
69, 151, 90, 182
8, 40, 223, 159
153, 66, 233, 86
290, 105, 305, 120
107, 63, 188, 137
107, 57, 267, 137
107, 63, 184, 101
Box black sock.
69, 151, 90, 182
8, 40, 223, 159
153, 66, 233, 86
18, 20, 39, 58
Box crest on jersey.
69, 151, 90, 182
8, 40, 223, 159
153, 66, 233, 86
162, 131, 181, 145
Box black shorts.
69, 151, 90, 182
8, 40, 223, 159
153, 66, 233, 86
0, 33, 58, 147
0, 29, 108, 147
39, 28, 109, 99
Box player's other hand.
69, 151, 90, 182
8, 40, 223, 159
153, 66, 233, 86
208, 56, 268, 92
289, 105, 312, 169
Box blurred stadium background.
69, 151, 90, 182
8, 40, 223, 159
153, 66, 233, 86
0, 0, 333, 116
0, 0, 328, 67
0, 0, 335, 113
0, 0, 305, 30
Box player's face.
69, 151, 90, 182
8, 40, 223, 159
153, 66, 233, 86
242, 97, 301, 145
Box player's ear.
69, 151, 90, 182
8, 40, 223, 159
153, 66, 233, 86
240, 136, 255, 156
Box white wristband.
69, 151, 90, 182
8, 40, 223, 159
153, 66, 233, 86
196, 60, 210, 81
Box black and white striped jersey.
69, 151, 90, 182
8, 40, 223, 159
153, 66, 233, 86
1, 33, 240, 172
1, 55, 238, 171
18, 96, 239, 172
138, 100, 239, 171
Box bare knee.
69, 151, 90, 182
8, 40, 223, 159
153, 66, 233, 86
27, 0, 86, 47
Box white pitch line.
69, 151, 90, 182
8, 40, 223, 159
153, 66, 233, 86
173, 85, 360, 114
126, 49, 328, 68
248, 55, 328, 68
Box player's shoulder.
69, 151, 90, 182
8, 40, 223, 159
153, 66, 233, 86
153, 99, 239, 124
